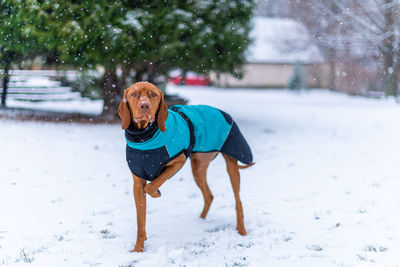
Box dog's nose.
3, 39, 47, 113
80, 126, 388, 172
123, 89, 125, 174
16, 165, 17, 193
140, 102, 150, 111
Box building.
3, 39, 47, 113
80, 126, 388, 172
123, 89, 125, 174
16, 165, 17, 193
210, 17, 329, 88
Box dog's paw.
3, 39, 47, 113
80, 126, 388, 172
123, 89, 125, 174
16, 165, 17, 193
130, 246, 144, 253
237, 226, 247, 236
131, 241, 145, 252
144, 184, 161, 198
149, 189, 161, 198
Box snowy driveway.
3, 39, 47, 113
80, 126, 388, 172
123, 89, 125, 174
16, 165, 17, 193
1, 86, 400, 266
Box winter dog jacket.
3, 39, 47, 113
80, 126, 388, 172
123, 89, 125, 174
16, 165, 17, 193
125, 105, 253, 181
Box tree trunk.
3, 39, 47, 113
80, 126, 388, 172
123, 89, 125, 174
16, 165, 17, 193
1, 64, 10, 107
328, 47, 336, 91
393, 57, 399, 98
147, 63, 155, 84
119, 67, 130, 90
382, 0, 398, 97
382, 50, 398, 97
101, 67, 121, 119
180, 69, 188, 85
135, 69, 144, 83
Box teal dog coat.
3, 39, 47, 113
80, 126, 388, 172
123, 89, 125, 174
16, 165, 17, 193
125, 105, 253, 181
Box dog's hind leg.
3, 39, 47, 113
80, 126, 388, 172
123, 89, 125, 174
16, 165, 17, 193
222, 154, 247, 236
190, 152, 217, 219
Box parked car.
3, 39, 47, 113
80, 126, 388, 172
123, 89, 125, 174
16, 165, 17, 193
168, 71, 210, 86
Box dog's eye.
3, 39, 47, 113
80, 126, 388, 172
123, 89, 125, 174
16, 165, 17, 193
131, 93, 138, 98
149, 92, 157, 97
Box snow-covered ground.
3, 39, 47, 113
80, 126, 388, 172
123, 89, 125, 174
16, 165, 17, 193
1, 86, 400, 266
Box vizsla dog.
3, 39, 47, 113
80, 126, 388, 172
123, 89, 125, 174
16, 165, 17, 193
118, 82, 254, 252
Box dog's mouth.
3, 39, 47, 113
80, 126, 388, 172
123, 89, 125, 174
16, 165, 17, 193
134, 114, 154, 123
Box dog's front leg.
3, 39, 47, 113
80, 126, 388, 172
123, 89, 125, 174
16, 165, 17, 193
144, 153, 186, 197
131, 175, 147, 252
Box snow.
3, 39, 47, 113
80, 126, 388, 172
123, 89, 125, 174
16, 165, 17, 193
9, 77, 61, 88
1, 85, 400, 266
6, 99, 103, 115
247, 17, 324, 64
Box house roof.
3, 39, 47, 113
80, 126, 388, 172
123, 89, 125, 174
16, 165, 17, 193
246, 17, 324, 64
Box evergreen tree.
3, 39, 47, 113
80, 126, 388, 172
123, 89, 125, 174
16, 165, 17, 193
289, 63, 306, 92
0, 0, 40, 107
189, 0, 253, 78
121, 1, 197, 90
33, 0, 254, 118
31, 0, 129, 117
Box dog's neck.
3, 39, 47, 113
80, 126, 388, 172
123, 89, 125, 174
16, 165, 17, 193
125, 121, 158, 143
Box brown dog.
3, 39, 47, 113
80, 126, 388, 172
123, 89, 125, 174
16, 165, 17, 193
118, 82, 253, 252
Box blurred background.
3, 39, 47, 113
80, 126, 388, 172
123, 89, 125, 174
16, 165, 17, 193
1, 0, 399, 121
1, 1, 400, 266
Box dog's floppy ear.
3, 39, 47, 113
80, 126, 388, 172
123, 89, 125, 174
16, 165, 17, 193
157, 91, 168, 132
118, 89, 131, 130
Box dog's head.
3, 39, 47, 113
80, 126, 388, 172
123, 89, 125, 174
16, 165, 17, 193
118, 82, 168, 132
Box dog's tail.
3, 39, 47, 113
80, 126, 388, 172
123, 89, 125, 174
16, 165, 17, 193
238, 162, 255, 169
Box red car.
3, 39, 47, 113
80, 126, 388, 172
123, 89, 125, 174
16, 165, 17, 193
168, 71, 210, 86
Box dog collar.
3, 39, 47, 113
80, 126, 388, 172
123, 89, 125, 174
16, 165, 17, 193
125, 121, 158, 143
